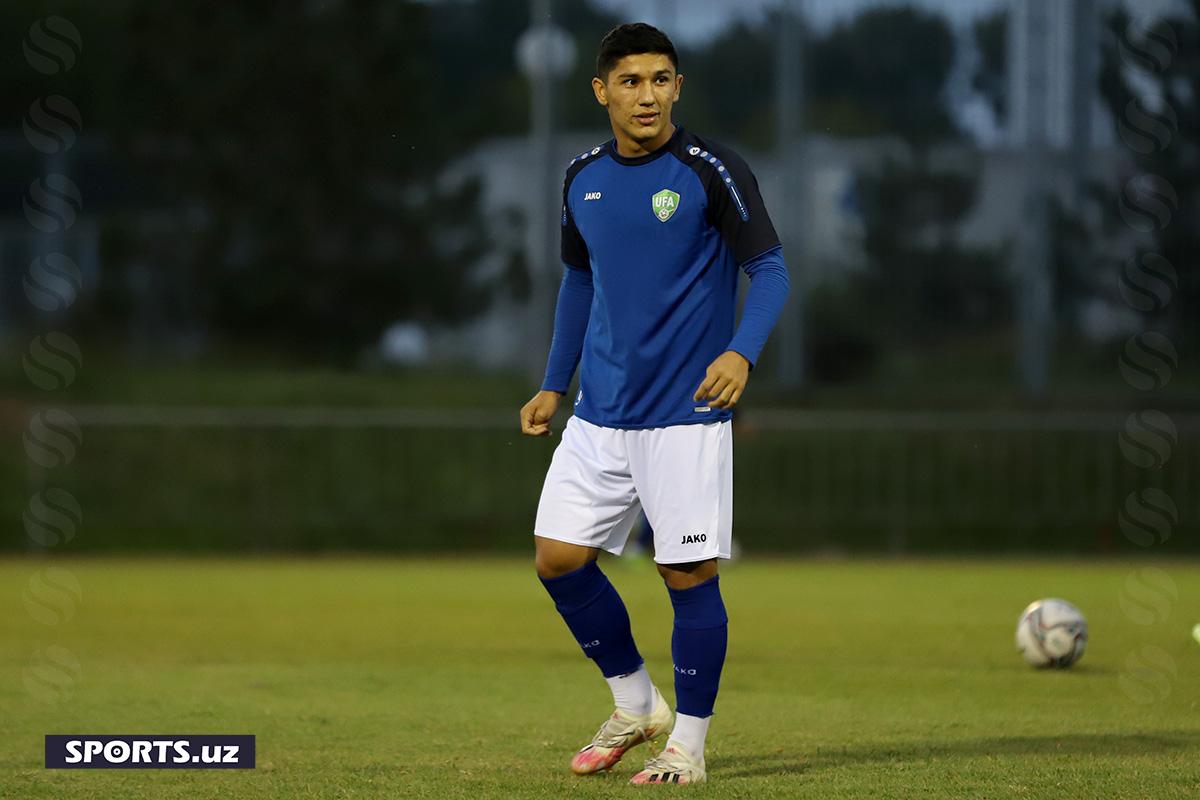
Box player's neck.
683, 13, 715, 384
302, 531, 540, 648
612, 122, 676, 159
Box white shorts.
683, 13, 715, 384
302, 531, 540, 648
534, 415, 733, 565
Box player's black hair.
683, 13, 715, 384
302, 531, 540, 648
596, 23, 678, 80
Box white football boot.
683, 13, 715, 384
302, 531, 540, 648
629, 743, 707, 785
570, 686, 673, 775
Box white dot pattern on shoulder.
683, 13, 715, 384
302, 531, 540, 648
688, 143, 749, 222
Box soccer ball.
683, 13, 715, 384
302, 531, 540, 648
1015, 598, 1088, 668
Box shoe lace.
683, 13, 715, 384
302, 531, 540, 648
589, 714, 645, 749
641, 747, 690, 774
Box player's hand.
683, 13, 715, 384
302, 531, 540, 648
693, 351, 750, 409
520, 390, 563, 436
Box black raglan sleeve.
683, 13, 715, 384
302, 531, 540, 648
700, 144, 781, 265
561, 172, 590, 271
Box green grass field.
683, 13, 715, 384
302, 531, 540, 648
2, 557, 1197, 798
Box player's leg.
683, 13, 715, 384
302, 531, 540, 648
630, 557, 725, 784
534, 535, 645, 686
626, 420, 733, 785
533, 535, 596, 578
532, 417, 672, 773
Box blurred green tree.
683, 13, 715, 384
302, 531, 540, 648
809, 7, 959, 144
87, 1, 502, 360
674, 18, 778, 149
854, 158, 1009, 345
814, 9, 1006, 375
426, 0, 622, 140
669, 7, 960, 147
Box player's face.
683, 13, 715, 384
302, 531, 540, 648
592, 53, 683, 152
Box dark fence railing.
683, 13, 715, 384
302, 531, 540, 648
9, 407, 1198, 554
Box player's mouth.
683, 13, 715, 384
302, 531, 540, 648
633, 112, 659, 126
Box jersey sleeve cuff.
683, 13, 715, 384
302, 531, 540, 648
725, 343, 759, 370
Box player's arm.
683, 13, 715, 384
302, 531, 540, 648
521, 265, 593, 436
694, 146, 791, 409
695, 246, 790, 408
520, 176, 593, 436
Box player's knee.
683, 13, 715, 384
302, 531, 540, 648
534, 538, 595, 579
657, 559, 718, 590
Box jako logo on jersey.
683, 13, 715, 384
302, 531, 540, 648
575, 389, 583, 405
652, 188, 680, 222
584, 191, 602, 201
674, 664, 698, 676
681, 533, 707, 544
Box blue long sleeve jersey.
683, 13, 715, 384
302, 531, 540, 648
540, 125, 791, 429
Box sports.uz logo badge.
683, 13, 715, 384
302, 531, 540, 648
652, 189, 680, 222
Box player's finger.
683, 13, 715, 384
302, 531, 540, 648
693, 372, 718, 402
709, 382, 737, 408
705, 375, 731, 400
727, 385, 744, 408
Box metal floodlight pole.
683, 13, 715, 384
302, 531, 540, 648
1015, 0, 1052, 397
774, 0, 806, 388
526, 0, 551, 384
1069, 0, 1096, 209
520, 0, 570, 383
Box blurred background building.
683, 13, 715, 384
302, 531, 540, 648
2, 0, 1195, 555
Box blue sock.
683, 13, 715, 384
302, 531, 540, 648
540, 561, 643, 678
668, 575, 728, 717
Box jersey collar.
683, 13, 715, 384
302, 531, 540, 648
607, 124, 684, 167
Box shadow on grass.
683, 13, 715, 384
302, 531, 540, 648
720, 731, 1200, 780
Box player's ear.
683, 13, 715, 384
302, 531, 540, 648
673, 73, 683, 102
591, 76, 608, 107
